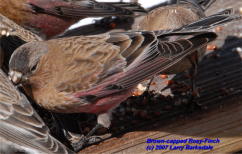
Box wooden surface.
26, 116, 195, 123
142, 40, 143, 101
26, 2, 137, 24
80, 99, 242, 153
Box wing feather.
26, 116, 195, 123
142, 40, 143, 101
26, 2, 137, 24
0, 70, 73, 153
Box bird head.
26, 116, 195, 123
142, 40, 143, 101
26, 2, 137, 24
9, 41, 48, 85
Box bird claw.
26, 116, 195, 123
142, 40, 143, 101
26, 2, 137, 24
66, 131, 82, 143
71, 139, 85, 152
88, 136, 103, 144
71, 135, 103, 152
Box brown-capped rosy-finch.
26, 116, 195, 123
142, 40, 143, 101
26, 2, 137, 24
0, 0, 146, 39
8, 10, 240, 147
0, 69, 74, 153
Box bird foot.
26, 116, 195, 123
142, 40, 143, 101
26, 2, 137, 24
71, 135, 103, 152
66, 131, 82, 144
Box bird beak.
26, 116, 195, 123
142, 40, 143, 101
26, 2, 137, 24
8, 71, 24, 84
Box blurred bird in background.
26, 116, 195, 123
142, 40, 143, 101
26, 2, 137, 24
0, 0, 146, 39
8, 8, 241, 149
135, 0, 216, 98
0, 68, 74, 153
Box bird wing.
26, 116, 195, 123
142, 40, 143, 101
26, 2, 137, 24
109, 32, 215, 89
28, 0, 146, 18
0, 70, 73, 153
71, 31, 216, 100
72, 8, 241, 99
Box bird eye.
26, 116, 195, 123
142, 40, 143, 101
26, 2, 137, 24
30, 64, 38, 72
